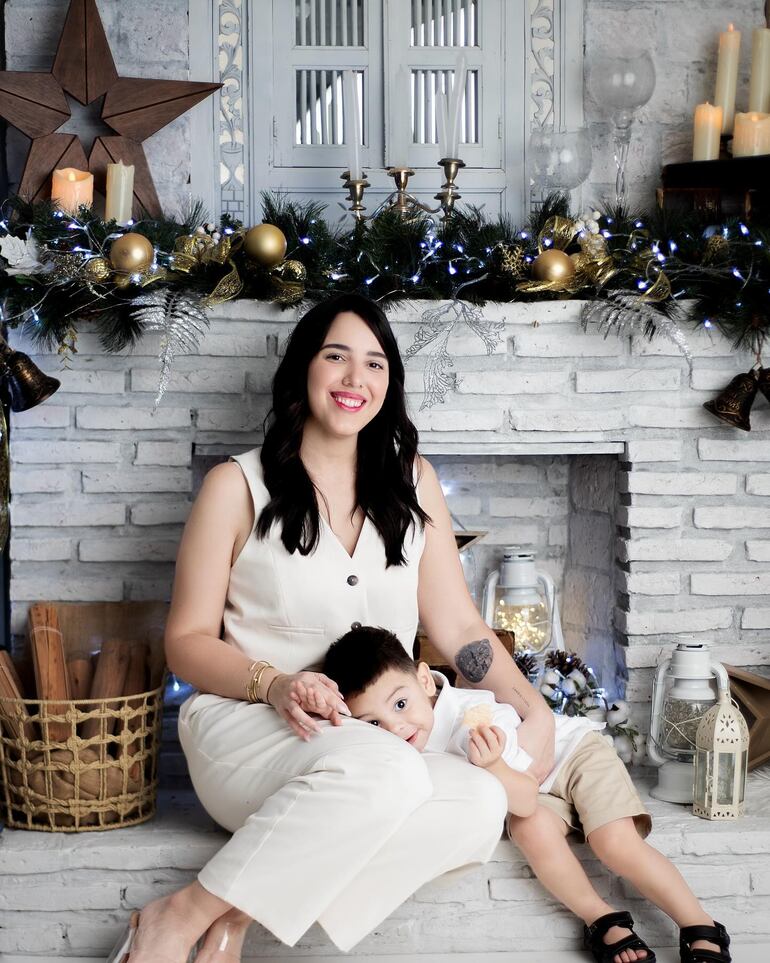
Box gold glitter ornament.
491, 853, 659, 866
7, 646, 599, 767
109, 233, 154, 274
270, 259, 307, 306
48, 253, 85, 283
498, 243, 526, 278
243, 223, 287, 268
82, 256, 111, 284
531, 248, 576, 283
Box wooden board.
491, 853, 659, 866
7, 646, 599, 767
725, 664, 770, 770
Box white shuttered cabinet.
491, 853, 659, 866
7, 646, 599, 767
190, 1, 584, 224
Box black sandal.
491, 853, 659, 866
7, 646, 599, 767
680, 921, 731, 963
583, 911, 657, 963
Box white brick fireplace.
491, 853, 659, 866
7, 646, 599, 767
7, 300, 770, 716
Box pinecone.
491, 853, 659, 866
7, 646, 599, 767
545, 650, 588, 677
514, 651, 539, 682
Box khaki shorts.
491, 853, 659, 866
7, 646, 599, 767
537, 731, 652, 839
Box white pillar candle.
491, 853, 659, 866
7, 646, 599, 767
693, 102, 723, 160
343, 70, 362, 180
104, 160, 135, 224
388, 66, 410, 168
714, 23, 742, 134
437, 90, 448, 160
749, 27, 770, 112
732, 110, 770, 156
446, 53, 467, 159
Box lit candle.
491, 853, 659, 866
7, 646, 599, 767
749, 27, 770, 113
693, 102, 723, 161
732, 110, 770, 156
104, 160, 135, 224
51, 167, 93, 213
388, 66, 410, 168
343, 70, 362, 180
714, 24, 742, 134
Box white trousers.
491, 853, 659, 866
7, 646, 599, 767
178, 693, 508, 951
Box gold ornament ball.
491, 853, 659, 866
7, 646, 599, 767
244, 223, 288, 267
109, 233, 154, 273
531, 248, 576, 283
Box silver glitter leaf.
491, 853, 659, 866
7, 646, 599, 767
131, 289, 210, 405
581, 291, 693, 373
406, 300, 504, 408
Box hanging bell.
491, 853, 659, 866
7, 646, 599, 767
703, 369, 758, 431
758, 367, 770, 405
0, 341, 61, 412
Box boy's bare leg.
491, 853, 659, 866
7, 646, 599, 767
194, 908, 253, 962
588, 818, 721, 957
508, 808, 647, 963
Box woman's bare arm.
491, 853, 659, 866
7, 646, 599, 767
416, 457, 556, 782
164, 461, 260, 699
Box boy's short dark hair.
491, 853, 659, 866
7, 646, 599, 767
322, 625, 417, 699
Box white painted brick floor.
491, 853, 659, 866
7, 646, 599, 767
2, 774, 770, 960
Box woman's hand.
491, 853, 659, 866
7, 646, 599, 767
467, 724, 506, 769
267, 671, 351, 741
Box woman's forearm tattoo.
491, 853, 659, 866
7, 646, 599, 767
456, 639, 493, 684
512, 685, 531, 709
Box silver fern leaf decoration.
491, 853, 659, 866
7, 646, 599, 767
581, 291, 693, 373
131, 289, 210, 405
405, 300, 504, 409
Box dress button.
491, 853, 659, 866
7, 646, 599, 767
351, 621, 362, 630
346, 574, 359, 586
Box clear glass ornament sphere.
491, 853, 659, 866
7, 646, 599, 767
529, 127, 593, 190
587, 51, 656, 116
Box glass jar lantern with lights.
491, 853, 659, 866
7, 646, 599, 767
648, 643, 730, 803
693, 690, 749, 820
481, 549, 564, 655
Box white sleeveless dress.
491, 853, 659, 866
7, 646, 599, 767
178, 448, 507, 951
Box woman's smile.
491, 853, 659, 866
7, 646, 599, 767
330, 391, 366, 411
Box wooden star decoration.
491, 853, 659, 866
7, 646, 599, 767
0, 0, 221, 218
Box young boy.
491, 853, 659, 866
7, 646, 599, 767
323, 626, 730, 963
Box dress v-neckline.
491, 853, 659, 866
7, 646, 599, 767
320, 512, 369, 561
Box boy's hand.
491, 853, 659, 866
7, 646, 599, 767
467, 724, 506, 768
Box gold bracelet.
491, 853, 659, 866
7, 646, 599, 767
253, 663, 272, 703
264, 673, 282, 706
246, 660, 269, 704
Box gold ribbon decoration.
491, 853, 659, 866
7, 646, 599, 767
269, 259, 307, 306
702, 234, 730, 265
201, 261, 244, 307
172, 232, 245, 307
517, 216, 585, 294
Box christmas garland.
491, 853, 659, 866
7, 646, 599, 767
0, 192, 767, 400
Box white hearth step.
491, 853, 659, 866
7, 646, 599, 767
1, 776, 769, 959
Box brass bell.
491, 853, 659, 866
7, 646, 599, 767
0, 340, 61, 412
703, 370, 759, 431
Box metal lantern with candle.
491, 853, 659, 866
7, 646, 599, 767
693, 689, 749, 820
648, 643, 730, 803
481, 548, 564, 655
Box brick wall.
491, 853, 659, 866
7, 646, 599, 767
8, 300, 770, 723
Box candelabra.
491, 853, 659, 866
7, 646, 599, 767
340, 158, 465, 221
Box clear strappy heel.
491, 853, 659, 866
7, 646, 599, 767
105, 912, 139, 963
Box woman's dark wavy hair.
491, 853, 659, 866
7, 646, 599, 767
256, 293, 429, 566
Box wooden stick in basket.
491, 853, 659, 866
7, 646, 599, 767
28, 602, 71, 743
66, 655, 93, 701
81, 639, 131, 742
0, 650, 36, 742
121, 642, 149, 780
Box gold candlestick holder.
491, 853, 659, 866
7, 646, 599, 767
434, 158, 466, 218
341, 171, 370, 221
380, 167, 444, 217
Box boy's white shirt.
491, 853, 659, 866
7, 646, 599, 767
423, 671, 606, 793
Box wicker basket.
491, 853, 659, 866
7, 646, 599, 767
0, 601, 166, 832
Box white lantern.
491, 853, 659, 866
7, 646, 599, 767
693, 690, 749, 820
482, 548, 564, 654
648, 643, 729, 803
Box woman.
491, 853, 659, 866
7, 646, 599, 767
110, 294, 555, 963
